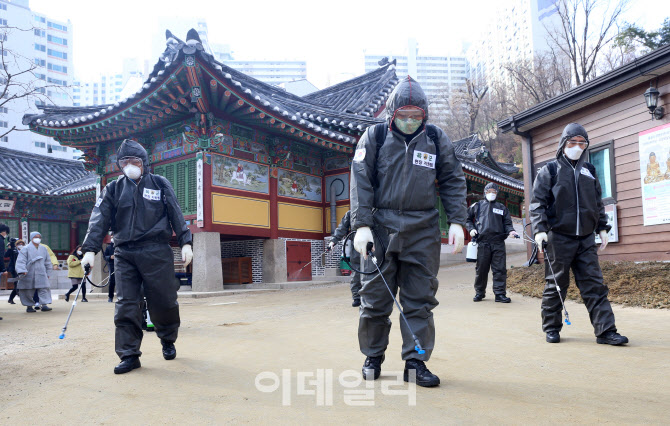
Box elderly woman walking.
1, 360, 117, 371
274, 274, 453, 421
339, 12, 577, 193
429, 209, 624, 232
15, 232, 53, 313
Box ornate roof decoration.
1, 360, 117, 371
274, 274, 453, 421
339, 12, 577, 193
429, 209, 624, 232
452, 134, 524, 191
0, 147, 95, 196
23, 29, 399, 157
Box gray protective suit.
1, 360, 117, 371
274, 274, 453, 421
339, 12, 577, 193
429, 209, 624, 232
530, 123, 616, 337
330, 210, 361, 300
465, 183, 515, 296
350, 76, 467, 361
82, 140, 192, 360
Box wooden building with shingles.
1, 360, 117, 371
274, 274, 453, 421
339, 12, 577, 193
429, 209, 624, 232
0, 147, 96, 264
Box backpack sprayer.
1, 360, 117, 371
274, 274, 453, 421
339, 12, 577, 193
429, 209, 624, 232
59, 266, 115, 339
342, 230, 426, 355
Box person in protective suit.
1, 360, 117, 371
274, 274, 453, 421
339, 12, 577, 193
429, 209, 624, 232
531, 123, 627, 346
465, 182, 518, 303
81, 139, 194, 374
328, 210, 361, 307
350, 76, 467, 387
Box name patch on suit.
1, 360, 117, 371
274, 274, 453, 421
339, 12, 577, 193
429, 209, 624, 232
580, 167, 595, 179
353, 148, 366, 162
143, 188, 161, 201
493, 208, 504, 215
95, 198, 103, 207
413, 150, 435, 169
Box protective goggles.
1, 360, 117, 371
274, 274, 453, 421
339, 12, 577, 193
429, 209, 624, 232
565, 138, 588, 148
485, 189, 498, 195
118, 156, 143, 168
392, 105, 425, 121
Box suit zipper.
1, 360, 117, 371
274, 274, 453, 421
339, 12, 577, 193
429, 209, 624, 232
566, 157, 580, 236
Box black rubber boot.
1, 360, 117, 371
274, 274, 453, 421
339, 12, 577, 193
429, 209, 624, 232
404, 359, 440, 387
596, 331, 628, 346
473, 294, 485, 302
161, 340, 176, 360
108, 297, 113, 303
114, 356, 141, 374
352, 297, 361, 307
26, 306, 36, 313
41, 305, 52, 312
546, 331, 560, 343
8, 299, 15, 304
65, 293, 70, 302
362, 355, 385, 380
495, 295, 511, 303
81, 298, 88, 302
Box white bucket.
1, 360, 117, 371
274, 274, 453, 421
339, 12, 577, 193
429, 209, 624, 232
466, 241, 478, 262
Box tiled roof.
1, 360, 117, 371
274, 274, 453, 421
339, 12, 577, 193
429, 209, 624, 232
0, 147, 95, 195
452, 134, 524, 191
23, 29, 398, 151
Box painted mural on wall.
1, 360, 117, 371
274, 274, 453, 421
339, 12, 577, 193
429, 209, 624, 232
277, 169, 322, 202
324, 156, 350, 171
212, 154, 269, 194
325, 173, 349, 202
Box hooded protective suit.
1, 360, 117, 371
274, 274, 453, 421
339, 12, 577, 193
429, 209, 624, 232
465, 182, 515, 297
350, 76, 467, 361
82, 139, 192, 360
530, 123, 617, 337
330, 210, 361, 301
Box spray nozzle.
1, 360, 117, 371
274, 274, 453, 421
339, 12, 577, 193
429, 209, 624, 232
413, 336, 426, 354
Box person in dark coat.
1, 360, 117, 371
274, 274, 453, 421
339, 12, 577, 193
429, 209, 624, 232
531, 123, 627, 346
350, 76, 467, 387
465, 182, 518, 303
7, 239, 24, 305
103, 237, 116, 303
81, 139, 193, 374
328, 210, 361, 307
0, 224, 7, 320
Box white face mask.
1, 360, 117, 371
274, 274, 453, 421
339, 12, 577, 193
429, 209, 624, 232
77, 250, 82, 255
32, 238, 41, 245
486, 193, 497, 202
110, 238, 114, 243
123, 164, 142, 180
17, 246, 24, 251
564, 146, 584, 161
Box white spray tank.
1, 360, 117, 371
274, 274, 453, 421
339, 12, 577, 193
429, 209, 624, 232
466, 238, 478, 262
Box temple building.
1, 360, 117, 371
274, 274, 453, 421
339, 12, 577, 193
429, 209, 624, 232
0, 147, 96, 265
20, 29, 522, 290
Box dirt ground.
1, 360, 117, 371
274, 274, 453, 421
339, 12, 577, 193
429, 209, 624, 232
508, 260, 670, 309
2, 254, 670, 424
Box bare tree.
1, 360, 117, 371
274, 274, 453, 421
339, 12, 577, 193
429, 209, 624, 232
503, 50, 572, 106
0, 26, 70, 140
544, 0, 629, 85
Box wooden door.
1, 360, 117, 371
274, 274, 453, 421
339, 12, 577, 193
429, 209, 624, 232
286, 241, 312, 282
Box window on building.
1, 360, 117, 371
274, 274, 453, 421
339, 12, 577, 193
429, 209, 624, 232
47, 49, 67, 59
0, 19, 7, 26
0, 121, 7, 128
0, 4, 6, 10
37, 73, 46, 80
35, 141, 46, 148
588, 140, 616, 204
31, 220, 70, 250
0, 107, 7, 113
47, 63, 67, 73
0, 136, 7, 142
34, 43, 46, 52
34, 58, 46, 67
47, 22, 67, 31
47, 35, 67, 45
34, 16, 46, 23
153, 158, 198, 215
